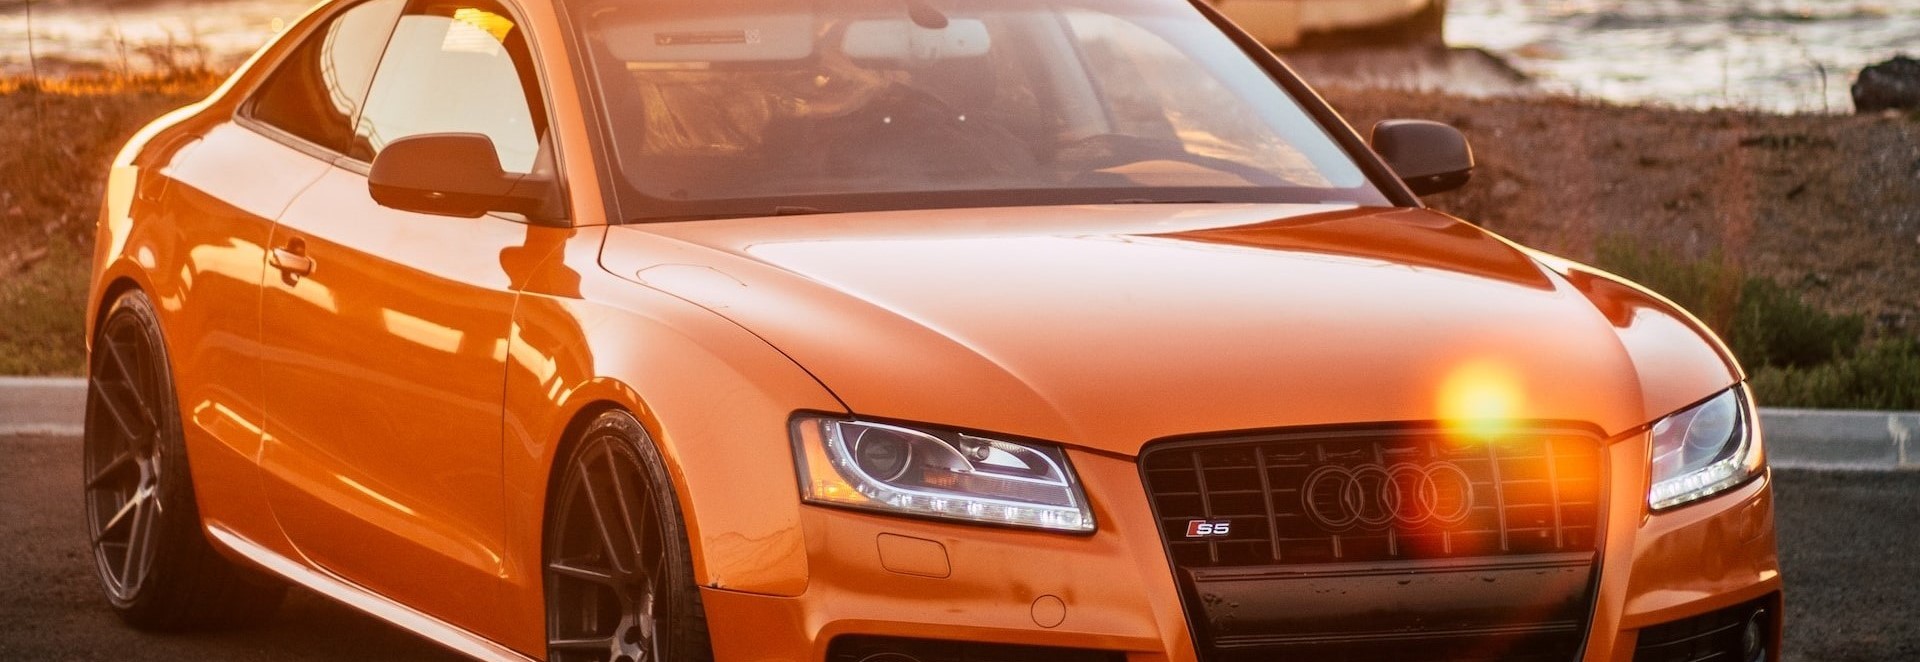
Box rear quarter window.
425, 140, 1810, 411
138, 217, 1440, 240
246, 0, 406, 153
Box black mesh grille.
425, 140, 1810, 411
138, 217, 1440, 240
1633, 595, 1776, 662
1142, 428, 1603, 567
827, 636, 1123, 662
1205, 630, 1585, 662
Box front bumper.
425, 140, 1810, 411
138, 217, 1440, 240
700, 438, 1782, 662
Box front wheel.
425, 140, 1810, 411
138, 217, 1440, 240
84, 290, 286, 630
545, 411, 713, 662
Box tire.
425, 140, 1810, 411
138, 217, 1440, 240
83, 290, 287, 630
545, 410, 714, 662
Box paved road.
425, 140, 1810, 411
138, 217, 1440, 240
0, 435, 465, 662
2, 434, 1916, 661
1773, 469, 1920, 662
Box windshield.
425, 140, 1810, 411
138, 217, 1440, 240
569, 0, 1391, 220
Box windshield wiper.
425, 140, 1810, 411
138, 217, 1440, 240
1111, 198, 1222, 205
772, 205, 838, 216
623, 206, 839, 224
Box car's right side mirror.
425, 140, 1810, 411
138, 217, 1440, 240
1370, 120, 1475, 197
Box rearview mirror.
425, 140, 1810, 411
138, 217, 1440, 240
369, 133, 554, 220
1370, 120, 1474, 196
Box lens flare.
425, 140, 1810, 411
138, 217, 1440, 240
1437, 360, 1525, 442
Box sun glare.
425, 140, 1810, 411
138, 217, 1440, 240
1438, 359, 1525, 442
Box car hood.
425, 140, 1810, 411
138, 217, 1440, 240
601, 204, 1738, 455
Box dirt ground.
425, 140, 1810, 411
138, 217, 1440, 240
1321, 86, 1920, 339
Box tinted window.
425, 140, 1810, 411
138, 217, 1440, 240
353, 1, 547, 172
248, 0, 404, 151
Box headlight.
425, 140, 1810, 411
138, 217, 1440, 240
791, 417, 1095, 533
1648, 387, 1764, 510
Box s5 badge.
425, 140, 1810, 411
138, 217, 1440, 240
1186, 519, 1232, 538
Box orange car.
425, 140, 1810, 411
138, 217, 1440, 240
84, 1, 1781, 661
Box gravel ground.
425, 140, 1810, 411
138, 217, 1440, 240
0, 434, 1914, 660
1775, 469, 1920, 662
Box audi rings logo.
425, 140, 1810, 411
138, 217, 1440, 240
1301, 462, 1476, 530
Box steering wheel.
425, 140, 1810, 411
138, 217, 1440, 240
860, 84, 969, 126
816, 84, 1034, 179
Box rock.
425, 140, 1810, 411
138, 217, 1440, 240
1853, 56, 1920, 114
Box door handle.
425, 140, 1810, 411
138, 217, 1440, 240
269, 239, 315, 282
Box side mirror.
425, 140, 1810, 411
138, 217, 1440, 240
1370, 120, 1474, 196
369, 133, 554, 220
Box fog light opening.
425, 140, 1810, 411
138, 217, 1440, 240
1742, 609, 1768, 661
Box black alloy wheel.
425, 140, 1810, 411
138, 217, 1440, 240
85, 306, 167, 604
84, 290, 284, 629
546, 411, 712, 662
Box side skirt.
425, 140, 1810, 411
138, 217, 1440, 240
206, 524, 538, 662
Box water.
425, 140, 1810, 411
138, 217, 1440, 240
0, 0, 312, 76
3, 0, 1918, 113
1448, 0, 1920, 113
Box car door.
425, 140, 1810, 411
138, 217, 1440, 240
153, 0, 405, 551
256, 0, 560, 637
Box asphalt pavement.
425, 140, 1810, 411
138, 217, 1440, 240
0, 435, 465, 662
1, 434, 1915, 661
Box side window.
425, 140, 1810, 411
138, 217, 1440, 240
247, 0, 405, 152
353, 1, 547, 174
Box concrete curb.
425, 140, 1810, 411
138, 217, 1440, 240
1762, 408, 1919, 471
0, 377, 1913, 469
0, 377, 86, 437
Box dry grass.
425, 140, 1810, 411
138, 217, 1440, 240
0, 72, 220, 375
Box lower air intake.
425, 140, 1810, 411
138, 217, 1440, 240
826, 636, 1124, 662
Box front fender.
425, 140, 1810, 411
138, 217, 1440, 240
1526, 249, 1745, 425
496, 226, 845, 654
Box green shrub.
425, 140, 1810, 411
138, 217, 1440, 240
1749, 340, 1920, 410
1728, 278, 1864, 369
0, 246, 89, 376
1592, 237, 1909, 410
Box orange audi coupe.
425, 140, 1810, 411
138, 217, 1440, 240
83, 1, 1781, 661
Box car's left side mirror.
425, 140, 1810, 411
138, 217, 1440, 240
369, 133, 556, 221
1370, 120, 1475, 197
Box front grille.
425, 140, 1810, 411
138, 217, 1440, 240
827, 636, 1123, 662
1142, 427, 1603, 567
1633, 595, 1777, 662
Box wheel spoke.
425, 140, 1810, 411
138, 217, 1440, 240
93, 487, 148, 544
549, 434, 679, 662
548, 558, 621, 587
89, 378, 147, 449
649, 541, 668, 582
120, 497, 152, 580
574, 466, 628, 574
548, 636, 615, 652
100, 333, 159, 430
637, 581, 658, 621
86, 450, 139, 489
600, 446, 648, 559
